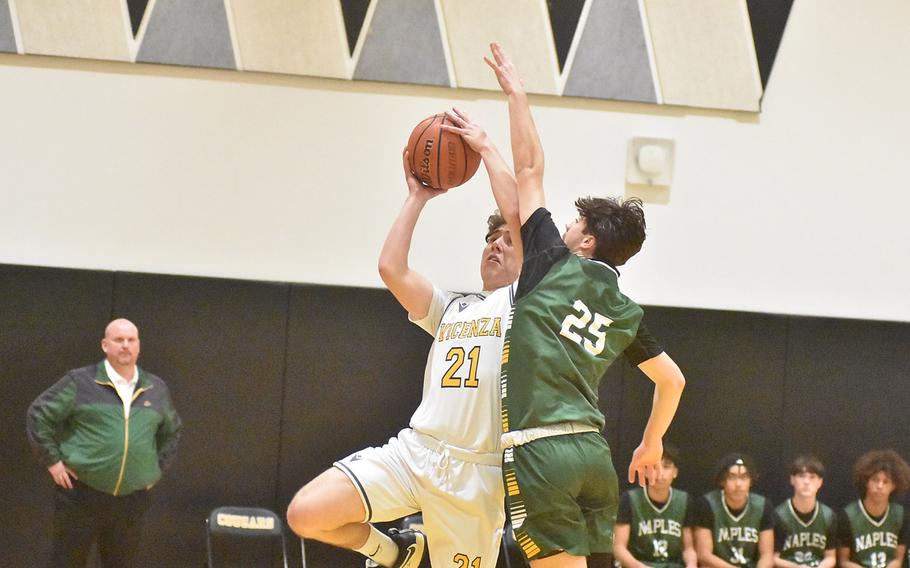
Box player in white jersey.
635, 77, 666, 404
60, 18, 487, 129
287, 117, 522, 568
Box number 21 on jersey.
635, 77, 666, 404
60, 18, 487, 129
559, 299, 613, 356
441, 346, 481, 388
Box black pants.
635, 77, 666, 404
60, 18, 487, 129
51, 480, 151, 568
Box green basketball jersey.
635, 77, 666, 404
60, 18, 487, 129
705, 490, 767, 568
843, 501, 905, 568
775, 500, 835, 566
628, 487, 690, 568
501, 253, 642, 432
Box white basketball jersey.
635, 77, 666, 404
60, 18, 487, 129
409, 284, 515, 453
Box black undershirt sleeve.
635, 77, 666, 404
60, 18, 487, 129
684, 493, 696, 527
617, 491, 633, 525
515, 208, 570, 301
624, 321, 664, 366
837, 509, 853, 549
826, 512, 838, 550
695, 496, 715, 528
760, 499, 776, 531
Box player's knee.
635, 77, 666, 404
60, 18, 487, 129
287, 468, 364, 539
286, 490, 321, 538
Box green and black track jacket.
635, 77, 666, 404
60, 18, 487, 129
26, 362, 182, 496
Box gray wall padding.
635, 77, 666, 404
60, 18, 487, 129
136, 0, 235, 69
0, 0, 16, 53
563, 0, 656, 102
354, 0, 450, 86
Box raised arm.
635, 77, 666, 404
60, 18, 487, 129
441, 108, 522, 263
377, 149, 446, 319
627, 352, 686, 485
485, 42, 544, 224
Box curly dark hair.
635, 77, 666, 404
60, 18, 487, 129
575, 196, 646, 266
852, 449, 910, 498
662, 443, 681, 468
714, 452, 759, 487
788, 455, 826, 478
485, 210, 506, 243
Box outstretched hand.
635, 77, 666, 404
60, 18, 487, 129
628, 439, 663, 487
402, 147, 446, 200
440, 108, 490, 154
484, 41, 524, 96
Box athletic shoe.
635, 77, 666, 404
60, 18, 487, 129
364, 528, 426, 568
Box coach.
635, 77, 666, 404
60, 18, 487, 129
26, 318, 182, 567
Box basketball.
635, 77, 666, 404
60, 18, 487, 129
407, 114, 481, 190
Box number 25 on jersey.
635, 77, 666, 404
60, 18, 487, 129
559, 299, 613, 356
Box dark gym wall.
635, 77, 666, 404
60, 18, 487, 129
2, 263, 909, 567
278, 284, 431, 566
610, 308, 790, 499
1, 265, 114, 568
111, 272, 291, 566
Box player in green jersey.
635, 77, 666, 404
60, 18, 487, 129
484, 42, 686, 568
837, 450, 910, 568
695, 453, 774, 568
614, 445, 697, 568
773, 455, 836, 568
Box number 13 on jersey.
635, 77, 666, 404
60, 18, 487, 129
559, 299, 614, 356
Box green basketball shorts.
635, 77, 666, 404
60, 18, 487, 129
503, 431, 618, 559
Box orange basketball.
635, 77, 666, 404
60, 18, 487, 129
407, 114, 481, 190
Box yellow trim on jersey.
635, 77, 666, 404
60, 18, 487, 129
516, 533, 541, 557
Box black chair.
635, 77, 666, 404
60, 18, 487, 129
206, 506, 296, 568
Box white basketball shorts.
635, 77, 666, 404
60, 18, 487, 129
335, 428, 505, 568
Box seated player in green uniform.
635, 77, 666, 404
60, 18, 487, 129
614, 445, 697, 568
837, 449, 910, 568
695, 453, 774, 568
773, 455, 836, 568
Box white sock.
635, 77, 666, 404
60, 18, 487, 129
354, 525, 398, 567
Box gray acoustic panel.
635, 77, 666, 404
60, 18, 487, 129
0, 0, 15, 52
564, 0, 656, 102
354, 0, 450, 86
137, 0, 235, 69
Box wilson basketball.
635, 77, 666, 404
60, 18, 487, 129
407, 114, 481, 190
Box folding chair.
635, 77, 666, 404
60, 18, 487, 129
206, 506, 298, 568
